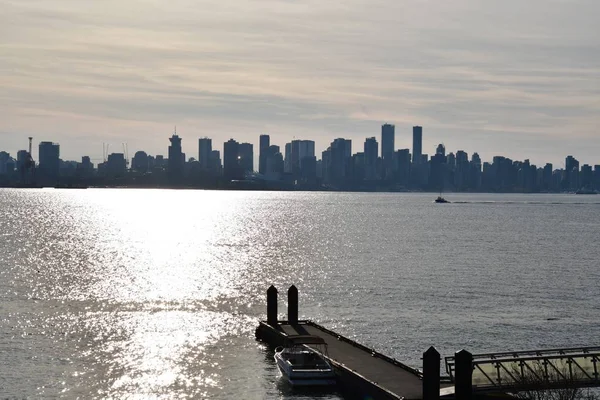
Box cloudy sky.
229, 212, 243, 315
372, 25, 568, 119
1, 0, 599, 167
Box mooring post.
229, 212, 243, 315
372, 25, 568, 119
455, 349, 473, 400
267, 285, 278, 326
288, 285, 298, 325
423, 346, 441, 400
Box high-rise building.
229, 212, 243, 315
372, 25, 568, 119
285, 140, 315, 178
168, 134, 184, 182
395, 149, 411, 186
238, 143, 253, 174
455, 150, 469, 190
209, 150, 222, 175
264, 145, 284, 179
38, 141, 60, 184
542, 163, 553, 191
132, 151, 149, 173
106, 153, 127, 178
364, 137, 378, 181
223, 139, 241, 180
259, 134, 270, 175
412, 126, 422, 164
198, 138, 212, 169
284, 143, 292, 173
328, 138, 351, 184
581, 164, 593, 189
564, 155, 580, 190
381, 124, 395, 179
0, 152, 10, 175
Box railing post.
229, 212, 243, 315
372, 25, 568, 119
423, 346, 441, 400
288, 285, 298, 325
267, 285, 278, 326
455, 349, 473, 400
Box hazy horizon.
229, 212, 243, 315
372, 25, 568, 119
1, 0, 599, 167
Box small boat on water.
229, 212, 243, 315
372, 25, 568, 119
274, 335, 336, 387
435, 196, 449, 203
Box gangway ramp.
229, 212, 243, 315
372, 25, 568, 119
445, 346, 600, 393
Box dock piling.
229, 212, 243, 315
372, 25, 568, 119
423, 346, 440, 400
455, 349, 473, 400
288, 285, 298, 325
267, 285, 278, 326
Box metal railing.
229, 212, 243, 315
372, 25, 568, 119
445, 346, 600, 392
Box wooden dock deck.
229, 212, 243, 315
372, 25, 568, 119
257, 320, 431, 400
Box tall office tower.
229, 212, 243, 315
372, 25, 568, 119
209, 150, 222, 174
594, 165, 600, 191
287, 140, 315, 178
198, 138, 212, 169
364, 137, 378, 181
238, 142, 253, 174
264, 145, 283, 178
395, 149, 411, 186
38, 141, 60, 184
259, 134, 270, 175
581, 164, 593, 188
564, 155, 580, 190
223, 139, 241, 180
455, 150, 468, 190
168, 134, 184, 182
412, 126, 422, 164
321, 148, 331, 183
284, 143, 292, 173
542, 163, 553, 191
329, 138, 352, 183
16, 150, 29, 173
381, 124, 395, 179
106, 153, 127, 178
0, 151, 10, 175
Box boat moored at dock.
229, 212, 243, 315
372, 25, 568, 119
274, 335, 337, 387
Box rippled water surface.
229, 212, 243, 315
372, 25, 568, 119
1, 189, 599, 399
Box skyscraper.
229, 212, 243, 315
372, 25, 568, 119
412, 126, 422, 164
381, 124, 395, 179
168, 133, 184, 183
223, 139, 241, 180
238, 142, 253, 174
198, 138, 212, 169
38, 141, 60, 184
259, 134, 270, 175
286, 140, 315, 178
364, 137, 378, 181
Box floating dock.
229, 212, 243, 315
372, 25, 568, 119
257, 319, 429, 399
256, 285, 457, 400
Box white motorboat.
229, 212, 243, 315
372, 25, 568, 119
274, 335, 337, 387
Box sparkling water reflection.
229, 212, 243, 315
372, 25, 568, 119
1, 189, 599, 399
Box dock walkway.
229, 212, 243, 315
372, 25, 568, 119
259, 320, 427, 399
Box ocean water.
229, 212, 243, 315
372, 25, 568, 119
0, 189, 599, 399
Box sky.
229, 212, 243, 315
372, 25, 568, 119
1, 0, 599, 168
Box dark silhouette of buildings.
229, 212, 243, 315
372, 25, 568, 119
38, 141, 60, 185
168, 133, 184, 184
223, 139, 242, 181
199, 138, 212, 170
364, 137, 378, 181
2, 123, 599, 193
259, 134, 270, 175
381, 124, 395, 180
412, 126, 423, 164
239, 142, 254, 174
